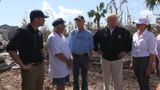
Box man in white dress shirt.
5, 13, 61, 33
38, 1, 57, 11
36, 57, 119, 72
48, 18, 72, 90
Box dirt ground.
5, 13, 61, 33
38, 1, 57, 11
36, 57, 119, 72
0, 64, 160, 90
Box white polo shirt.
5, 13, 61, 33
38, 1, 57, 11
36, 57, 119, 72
48, 31, 72, 78
131, 29, 156, 57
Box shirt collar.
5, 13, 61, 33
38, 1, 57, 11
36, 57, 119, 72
106, 26, 117, 32
76, 28, 85, 32
27, 24, 38, 33
137, 28, 148, 37
53, 31, 63, 38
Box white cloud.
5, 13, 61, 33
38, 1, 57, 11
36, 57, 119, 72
140, 9, 153, 17
42, 1, 82, 21
58, 5, 82, 15
140, 9, 156, 23
42, 1, 54, 17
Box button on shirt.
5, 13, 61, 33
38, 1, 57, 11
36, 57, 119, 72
48, 32, 72, 78
6, 24, 44, 64
131, 29, 156, 57
67, 29, 94, 54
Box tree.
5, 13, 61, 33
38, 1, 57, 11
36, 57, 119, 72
21, 18, 28, 27
145, 0, 160, 10
87, 2, 106, 29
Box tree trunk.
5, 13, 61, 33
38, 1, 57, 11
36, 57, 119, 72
97, 19, 100, 29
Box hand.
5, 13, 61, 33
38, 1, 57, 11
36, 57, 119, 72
22, 63, 34, 71
44, 59, 49, 65
67, 58, 73, 69
88, 62, 92, 71
97, 50, 103, 56
152, 62, 156, 74
118, 52, 127, 58
145, 66, 152, 76
129, 63, 133, 69
44, 59, 49, 73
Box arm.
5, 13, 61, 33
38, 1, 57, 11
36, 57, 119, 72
146, 33, 156, 76
124, 30, 132, 53
119, 30, 132, 58
55, 53, 70, 64
93, 31, 103, 55
89, 33, 94, 61
93, 31, 100, 52
6, 30, 33, 70
48, 37, 70, 64
40, 49, 46, 59
8, 51, 25, 68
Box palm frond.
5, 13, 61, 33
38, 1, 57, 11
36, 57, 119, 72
99, 2, 105, 11
87, 10, 95, 17
145, 0, 156, 10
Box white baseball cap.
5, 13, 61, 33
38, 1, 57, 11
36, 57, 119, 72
133, 18, 150, 25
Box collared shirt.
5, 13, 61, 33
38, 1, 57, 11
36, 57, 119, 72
94, 26, 132, 61
67, 29, 94, 54
48, 31, 72, 78
155, 34, 160, 58
6, 24, 44, 64
131, 29, 156, 57
108, 27, 115, 35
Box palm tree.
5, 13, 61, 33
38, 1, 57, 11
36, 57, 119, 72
145, 0, 160, 10
87, 2, 106, 29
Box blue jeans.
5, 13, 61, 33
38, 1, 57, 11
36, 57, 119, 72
72, 54, 89, 90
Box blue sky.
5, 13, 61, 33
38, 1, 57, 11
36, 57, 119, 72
0, 0, 159, 27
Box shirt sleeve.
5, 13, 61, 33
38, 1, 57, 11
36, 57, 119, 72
6, 29, 23, 52
148, 33, 156, 54
48, 36, 62, 55
93, 31, 101, 52
89, 33, 94, 50
124, 30, 132, 53
40, 32, 43, 49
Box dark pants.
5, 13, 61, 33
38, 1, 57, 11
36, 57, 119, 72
72, 54, 89, 90
132, 57, 150, 90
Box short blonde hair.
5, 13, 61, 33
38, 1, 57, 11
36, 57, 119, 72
106, 13, 117, 20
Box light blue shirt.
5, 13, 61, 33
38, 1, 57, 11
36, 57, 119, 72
67, 29, 94, 54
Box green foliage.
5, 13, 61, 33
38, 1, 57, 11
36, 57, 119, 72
145, 0, 160, 10
87, 2, 106, 29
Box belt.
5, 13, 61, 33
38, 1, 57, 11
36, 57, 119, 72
32, 62, 43, 66
72, 53, 88, 57
133, 56, 149, 60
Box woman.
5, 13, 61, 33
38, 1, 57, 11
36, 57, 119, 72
131, 18, 156, 90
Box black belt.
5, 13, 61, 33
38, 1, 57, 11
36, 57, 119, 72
72, 53, 88, 57
32, 62, 43, 66
133, 56, 149, 60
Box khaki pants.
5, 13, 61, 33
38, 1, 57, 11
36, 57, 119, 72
101, 58, 123, 90
21, 63, 44, 90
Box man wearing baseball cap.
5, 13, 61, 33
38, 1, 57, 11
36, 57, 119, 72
48, 18, 73, 90
6, 9, 48, 90
131, 17, 155, 90
68, 15, 94, 90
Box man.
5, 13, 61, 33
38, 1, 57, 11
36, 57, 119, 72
93, 14, 132, 90
48, 18, 72, 90
6, 10, 48, 90
67, 15, 94, 90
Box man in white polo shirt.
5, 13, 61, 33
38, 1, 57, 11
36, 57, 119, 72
48, 18, 72, 90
